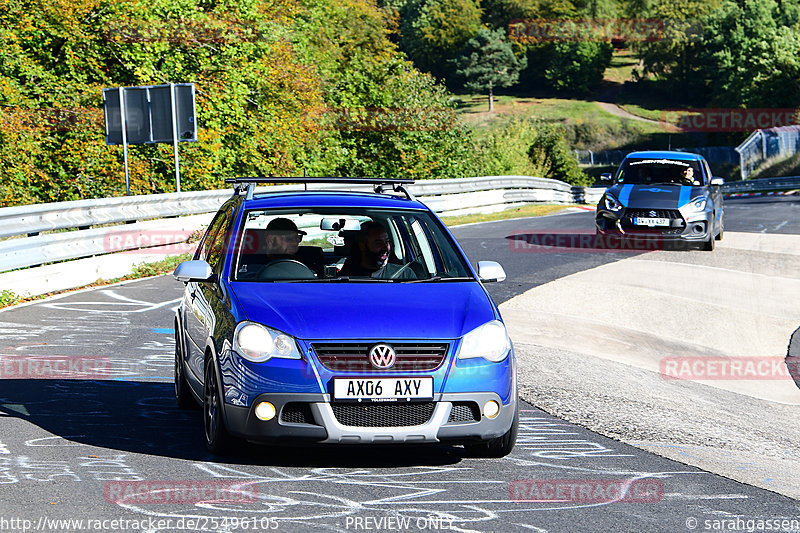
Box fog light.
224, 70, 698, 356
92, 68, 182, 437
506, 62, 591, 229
255, 401, 276, 421
483, 400, 500, 419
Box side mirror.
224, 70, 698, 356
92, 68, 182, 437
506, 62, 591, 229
173, 260, 215, 283
710, 177, 724, 186
477, 261, 506, 283
600, 173, 613, 182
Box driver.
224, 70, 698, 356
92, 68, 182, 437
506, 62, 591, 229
264, 217, 306, 261
680, 166, 696, 185
340, 221, 415, 279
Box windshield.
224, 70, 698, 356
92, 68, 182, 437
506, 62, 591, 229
232, 208, 473, 282
616, 158, 704, 186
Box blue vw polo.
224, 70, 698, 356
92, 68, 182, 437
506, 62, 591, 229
172, 178, 518, 456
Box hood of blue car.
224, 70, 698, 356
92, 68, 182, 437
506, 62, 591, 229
607, 183, 704, 209
229, 281, 498, 340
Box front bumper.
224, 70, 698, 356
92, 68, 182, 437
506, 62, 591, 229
595, 207, 713, 241
222, 391, 517, 445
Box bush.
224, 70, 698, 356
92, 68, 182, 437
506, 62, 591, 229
470, 119, 543, 177
470, 118, 589, 185
0, 289, 22, 308
528, 123, 590, 186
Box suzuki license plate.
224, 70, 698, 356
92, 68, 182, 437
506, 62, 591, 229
633, 217, 669, 227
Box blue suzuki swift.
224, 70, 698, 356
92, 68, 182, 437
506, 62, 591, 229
173, 178, 518, 457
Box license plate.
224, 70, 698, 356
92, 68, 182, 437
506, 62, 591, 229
633, 217, 669, 227
333, 377, 434, 402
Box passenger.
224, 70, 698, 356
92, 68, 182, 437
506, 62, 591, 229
340, 221, 415, 279
264, 217, 306, 262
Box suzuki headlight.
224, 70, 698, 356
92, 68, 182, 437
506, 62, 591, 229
233, 322, 301, 363
687, 196, 707, 211
603, 194, 623, 212
457, 320, 511, 363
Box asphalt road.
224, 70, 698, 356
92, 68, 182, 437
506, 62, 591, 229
0, 197, 798, 532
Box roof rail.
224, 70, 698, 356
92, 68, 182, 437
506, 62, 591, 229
224, 177, 416, 201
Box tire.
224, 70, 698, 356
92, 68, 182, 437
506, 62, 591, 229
702, 232, 715, 251
174, 329, 197, 410
715, 215, 724, 241
204, 358, 234, 454
464, 403, 519, 458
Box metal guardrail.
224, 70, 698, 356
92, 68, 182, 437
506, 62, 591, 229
0, 177, 574, 240
5, 173, 793, 274
0, 176, 580, 273
735, 126, 800, 179
721, 175, 800, 194
2, 173, 796, 275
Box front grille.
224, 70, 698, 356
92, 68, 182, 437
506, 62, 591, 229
448, 402, 481, 423
625, 208, 683, 220
313, 343, 449, 372
331, 402, 435, 427
281, 403, 316, 425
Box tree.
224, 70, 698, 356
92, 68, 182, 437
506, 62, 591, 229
0, 0, 478, 206
629, 0, 723, 97
696, 0, 800, 108
453, 28, 527, 111
395, 0, 483, 77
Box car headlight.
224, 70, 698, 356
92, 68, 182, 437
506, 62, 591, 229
603, 194, 623, 212
457, 320, 511, 362
233, 322, 301, 363
687, 196, 707, 211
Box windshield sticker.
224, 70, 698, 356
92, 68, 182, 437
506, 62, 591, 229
629, 159, 690, 167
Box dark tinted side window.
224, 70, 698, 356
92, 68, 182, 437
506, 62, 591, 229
206, 207, 234, 274
196, 206, 234, 273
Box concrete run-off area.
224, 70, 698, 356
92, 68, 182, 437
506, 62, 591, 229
501, 231, 800, 498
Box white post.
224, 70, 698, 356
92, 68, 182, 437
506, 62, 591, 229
119, 87, 130, 196
170, 83, 181, 193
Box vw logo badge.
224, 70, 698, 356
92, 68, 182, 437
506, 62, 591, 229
369, 344, 396, 369
649, 210, 657, 217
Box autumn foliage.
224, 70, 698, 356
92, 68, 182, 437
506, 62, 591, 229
0, 0, 473, 206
